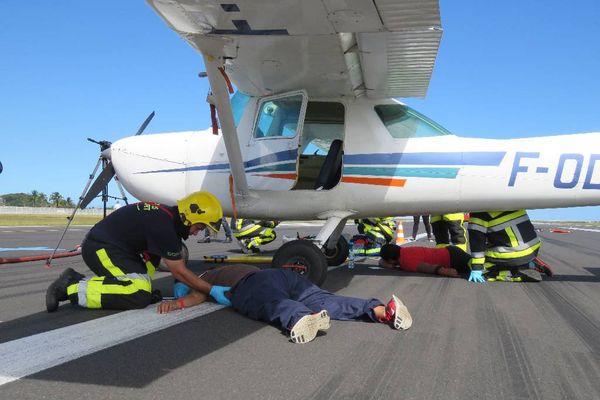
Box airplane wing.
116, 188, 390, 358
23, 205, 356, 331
147, 0, 442, 99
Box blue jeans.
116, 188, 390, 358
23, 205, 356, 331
231, 269, 382, 329
204, 217, 232, 238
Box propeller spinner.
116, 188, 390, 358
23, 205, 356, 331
79, 111, 155, 209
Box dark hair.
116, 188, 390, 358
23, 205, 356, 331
380, 244, 400, 261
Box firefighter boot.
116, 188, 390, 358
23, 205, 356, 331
46, 268, 85, 313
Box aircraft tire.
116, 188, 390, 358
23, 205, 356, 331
272, 240, 328, 286
323, 236, 349, 266
158, 241, 189, 272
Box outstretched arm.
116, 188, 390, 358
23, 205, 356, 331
157, 290, 208, 314
416, 262, 459, 277
164, 259, 213, 294
164, 259, 232, 305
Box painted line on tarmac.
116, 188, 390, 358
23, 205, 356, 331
0, 302, 225, 386
563, 227, 600, 233
0, 247, 64, 252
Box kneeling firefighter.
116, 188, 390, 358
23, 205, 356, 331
355, 217, 397, 256
231, 218, 279, 253
45, 192, 232, 312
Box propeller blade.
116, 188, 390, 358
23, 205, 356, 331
135, 111, 155, 136
80, 162, 116, 209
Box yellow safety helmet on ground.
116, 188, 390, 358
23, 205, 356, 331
177, 191, 223, 232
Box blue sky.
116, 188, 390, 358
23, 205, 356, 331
1, 1, 599, 220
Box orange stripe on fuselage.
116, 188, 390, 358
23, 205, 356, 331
341, 177, 407, 187
253, 173, 297, 180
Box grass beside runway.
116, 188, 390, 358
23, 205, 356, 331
0, 214, 102, 226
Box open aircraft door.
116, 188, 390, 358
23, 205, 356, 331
245, 90, 307, 190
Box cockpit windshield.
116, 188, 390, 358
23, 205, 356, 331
374, 104, 451, 138
231, 91, 251, 127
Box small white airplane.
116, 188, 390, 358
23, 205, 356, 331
80, 0, 600, 284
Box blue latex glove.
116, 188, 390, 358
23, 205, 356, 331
174, 281, 191, 299
209, 285, 232, 306
468, 270, 486, 283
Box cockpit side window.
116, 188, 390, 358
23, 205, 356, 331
253, 94, 303, 138
374, 104, 451, 138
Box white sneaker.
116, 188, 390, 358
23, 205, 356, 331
289, 310, 330, 344
383, 295, 413, 330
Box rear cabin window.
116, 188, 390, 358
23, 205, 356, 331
374, 104, 451, 139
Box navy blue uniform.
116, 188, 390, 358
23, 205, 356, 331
220, 268, 383, 329
70, 202, 188, 310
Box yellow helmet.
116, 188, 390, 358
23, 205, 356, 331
177, 191, 223, 231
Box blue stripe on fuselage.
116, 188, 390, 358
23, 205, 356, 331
343, 167, 460, 179
344, 152, 506, 166
135, 149, 298, 174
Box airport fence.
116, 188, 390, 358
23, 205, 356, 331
0, 206, 105, 215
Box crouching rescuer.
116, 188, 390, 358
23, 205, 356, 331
46, 191, 232, 312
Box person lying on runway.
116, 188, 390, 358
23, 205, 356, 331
379, 242, 553, 282
157, 265, 412, 344
378, 243, 472, 278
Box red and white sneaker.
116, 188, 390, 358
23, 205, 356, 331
532, 257, 554, 277
289, 310, 331, 344
380, 295, 412, 330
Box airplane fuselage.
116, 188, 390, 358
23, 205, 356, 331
110, 93, 600, 219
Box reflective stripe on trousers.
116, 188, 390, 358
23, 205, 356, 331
67, 248, 152, 309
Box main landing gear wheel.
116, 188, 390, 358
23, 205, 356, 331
323, 236, 349, 266
158, 241, 189, 272
272, 240, 328, 286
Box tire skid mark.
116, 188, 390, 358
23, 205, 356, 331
400, 277, 450, 326
528, 284, 600, 355
476, 291, 542, 400
554, 367, 582, 400
573, 352, 600, 397
540, 236, 600, 260
366, 331, 436, 399
0, 277, 52, 290
308, 341, 380, 400
0, 288, 45, 301
363, 280, 454, 399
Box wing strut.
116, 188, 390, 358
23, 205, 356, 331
202, 53, 249, 198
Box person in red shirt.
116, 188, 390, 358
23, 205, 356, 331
378, 244, 472, 278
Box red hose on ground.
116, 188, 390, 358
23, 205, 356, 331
0, 247, 81, 265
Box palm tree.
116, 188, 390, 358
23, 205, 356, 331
49, 192, 63, 207
65, 197, 75, 208
39, 193, 48, 206
30, 190, 39, 207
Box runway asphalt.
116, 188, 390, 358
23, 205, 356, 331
1, 221, 600, 400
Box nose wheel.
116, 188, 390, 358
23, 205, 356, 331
323, 236, 349, 266
272, 240, 328, 285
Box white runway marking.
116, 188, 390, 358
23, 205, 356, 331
563, 227, 600, 233
0, 302, 225, 386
